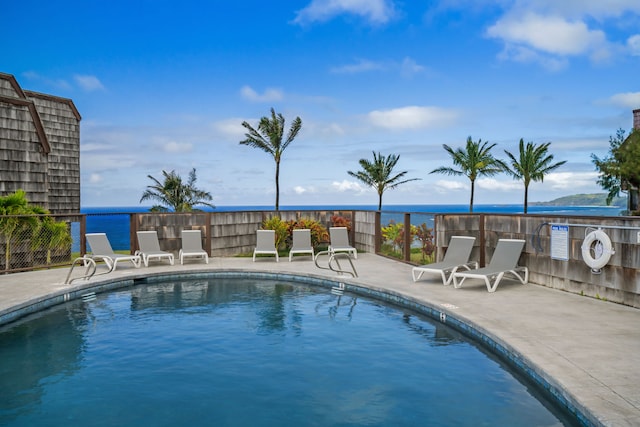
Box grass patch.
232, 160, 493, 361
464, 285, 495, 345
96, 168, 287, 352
379, 245, 435, 264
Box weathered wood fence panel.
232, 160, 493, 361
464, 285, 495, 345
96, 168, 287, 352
3, 208, 638, 308
134, 210, 361, 257
436, 213, 640, 307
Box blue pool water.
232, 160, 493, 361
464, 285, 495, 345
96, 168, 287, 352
0, 278, 578, 426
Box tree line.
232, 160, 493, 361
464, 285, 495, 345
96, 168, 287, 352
140, 108, 638, 215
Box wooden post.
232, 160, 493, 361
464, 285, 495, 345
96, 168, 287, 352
80, 214, 86, 256
129, 213, 137, 254
205, 212, 212, 256
374, 211, 381, 254
404, 213, 411, 262
479, 213, 486, 267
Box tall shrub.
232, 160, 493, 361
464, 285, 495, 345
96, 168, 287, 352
287, 218, 329, 247
414, 223, 435, 263
260, 217, 289, 250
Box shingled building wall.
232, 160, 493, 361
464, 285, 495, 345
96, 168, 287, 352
0, 73, 81, 213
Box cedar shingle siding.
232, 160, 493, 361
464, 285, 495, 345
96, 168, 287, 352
0, 72, 80, 213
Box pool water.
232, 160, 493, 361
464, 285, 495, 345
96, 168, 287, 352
0, 277, 577, 426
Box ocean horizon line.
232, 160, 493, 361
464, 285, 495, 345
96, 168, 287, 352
76, 203, 625, 252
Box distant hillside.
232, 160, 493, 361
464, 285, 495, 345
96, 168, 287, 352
532, 193, 626, 207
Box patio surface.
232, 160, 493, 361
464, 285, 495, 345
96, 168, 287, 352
0, 253, 638, 426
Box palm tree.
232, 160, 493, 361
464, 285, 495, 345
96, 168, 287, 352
239, 108, 303, 211
0, 190, 43, 270
504, 139, 567, 213
32, 210, 73, 265
348, 151, 420, 210
430, 136, 505, 212
140, 168, 215, 212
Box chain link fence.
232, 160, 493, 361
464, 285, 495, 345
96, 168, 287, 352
0, 214, 83, 273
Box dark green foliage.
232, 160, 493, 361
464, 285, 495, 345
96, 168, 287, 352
504, 139, 566, 214
239, 108, 303, 211
592, 128, 640, 213
430, 136, 505, 213
140, 168, 214, 212
348, 151, 419, 210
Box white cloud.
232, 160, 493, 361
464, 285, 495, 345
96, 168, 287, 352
331, 180, 366, 193
89, 173, 102, 184
330, 57, 428, 77
433, 180, 468, 193
527, 0, 640, 20
368, 106, 458, 130
293, 0, 395, 25
81, 142, 111, 152
542, 171, 600, 190
487, 12, 606, 56
81, 153, 138, 170
325, 123, 345, 136
628, 34, 640, 56
330, 59, 384, 74
240, 85, 284, 102
477, 178, 521, 191
609, 92, 640, 109
483, 0, 640, 66
497, 45, 569, 71
213, 118, 247, 138
293, 186, 309, 194
22, 71, 72, 90
163, 141, 193, 153
400, 57, 425, 77
486, 12, 613, 68
74, 74, 105, 91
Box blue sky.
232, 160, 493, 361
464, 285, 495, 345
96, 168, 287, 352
4, 0, 640, 208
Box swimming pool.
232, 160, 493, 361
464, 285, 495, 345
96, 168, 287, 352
0, 276, 579, 426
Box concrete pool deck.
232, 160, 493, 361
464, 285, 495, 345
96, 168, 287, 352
0, 253, 638, 426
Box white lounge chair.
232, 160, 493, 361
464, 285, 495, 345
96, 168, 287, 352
289, 229, 314, 261
136, 231, 174, 267
452, 238, 528, 292
253, 229, 279, 262
412, 236, 477, 285
86, 232, 141, 270
328, 227, 357, 259
178, 230, 209, 264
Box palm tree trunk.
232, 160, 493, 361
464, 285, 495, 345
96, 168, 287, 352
4, 241, 10, 271
469, 180, 475, 213
378, 193, 383, 210
275, 160, 280, 211
524, 185, 529, 214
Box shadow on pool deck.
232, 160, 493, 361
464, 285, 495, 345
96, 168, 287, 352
0, 253, 638, 427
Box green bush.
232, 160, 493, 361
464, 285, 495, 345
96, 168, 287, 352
381, 220, 417, 257
261, 216, 289, 250
287, 218, 329, 247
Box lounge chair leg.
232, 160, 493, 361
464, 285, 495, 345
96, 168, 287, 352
453, 276, 465, 288
443, 272, 453, 286
486, 272, 504, 292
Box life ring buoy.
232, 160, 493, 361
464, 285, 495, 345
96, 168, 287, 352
581, 229, 614, 270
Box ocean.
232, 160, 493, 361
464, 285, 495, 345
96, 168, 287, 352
79, 204, 625, 251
